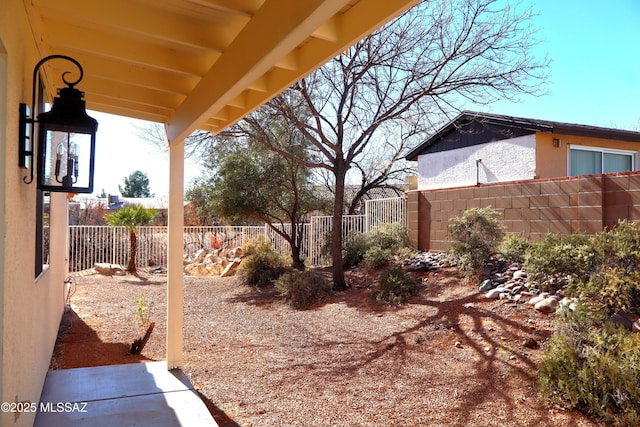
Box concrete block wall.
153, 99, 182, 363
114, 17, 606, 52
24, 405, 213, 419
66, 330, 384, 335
407, 171, 640, 251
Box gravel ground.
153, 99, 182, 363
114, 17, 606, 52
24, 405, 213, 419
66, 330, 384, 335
51, 267, 598, 426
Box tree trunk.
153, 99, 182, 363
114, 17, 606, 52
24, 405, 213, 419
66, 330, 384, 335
332, 163, 347, 291
291, 246, 305, 271
289, 221, 305, 270
128, 231, 137, 273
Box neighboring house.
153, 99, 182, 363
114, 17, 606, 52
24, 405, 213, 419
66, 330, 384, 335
405, 111, 640, 190
69, 195, 169, 225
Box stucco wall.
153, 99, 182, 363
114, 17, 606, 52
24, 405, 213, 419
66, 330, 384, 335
407, 172, 640, 252
1, 3, 68, 426
417, 134, 537, 190
535, 131, 640, 179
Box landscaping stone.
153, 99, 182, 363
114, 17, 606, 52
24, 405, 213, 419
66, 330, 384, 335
479, 279, 495, 292
94, 263, 126, 276
184, 248, 244, 277
534, 297, 559, 314
486, 287, 508, 299
513, 270, 527, 279
610, 313, 633, 331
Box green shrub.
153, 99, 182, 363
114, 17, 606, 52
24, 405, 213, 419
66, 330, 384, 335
499, 233, 533, 264
447, 207, 505, 282
525, 233, 597, 294
539, 306, 640, 426
342, 233, 370, 268
376, 265, 419, 305
367, 223, 411, 251
363, 246, 393, 269
343, 224, 411, 269
242, 234, 275, 257
275, 270, 331, 309
594, 219, 640, 273
569, 269, 640, 315
237, 236, 289, 287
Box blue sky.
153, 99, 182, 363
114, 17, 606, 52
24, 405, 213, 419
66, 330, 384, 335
486, 0, 640, 129
91, 0, 640, 197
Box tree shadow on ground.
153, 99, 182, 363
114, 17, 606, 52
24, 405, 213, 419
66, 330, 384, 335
225, 286, 280, 308
225, 267, 591, 426
120, 272, 166, 286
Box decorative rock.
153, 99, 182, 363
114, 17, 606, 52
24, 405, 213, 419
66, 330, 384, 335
221, 258, 241, 277
486, 287, 508, 299
610, 313, 633, 331
513, 270, 527, 279
534, 297, 559, 314
183, 248, 244, 277
479, 279, 495, 292
454, 341, 463, 348
527, 293, 549, 307
191, 249, 208, 264
94, 263, 125, 276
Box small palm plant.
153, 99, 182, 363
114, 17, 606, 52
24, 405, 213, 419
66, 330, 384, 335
105, 205, 157, 273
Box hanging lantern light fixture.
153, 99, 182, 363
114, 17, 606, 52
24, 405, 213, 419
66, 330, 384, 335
19, 55, 98, 193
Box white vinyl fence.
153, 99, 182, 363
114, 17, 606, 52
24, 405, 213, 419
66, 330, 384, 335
68, 196, 406, 272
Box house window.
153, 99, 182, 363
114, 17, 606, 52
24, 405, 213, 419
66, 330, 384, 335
569, 145, 636, 176
35, 192, 50, 277
35, 79, 50, 277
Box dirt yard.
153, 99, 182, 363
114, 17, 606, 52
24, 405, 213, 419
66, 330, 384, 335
51, 267, 598, 426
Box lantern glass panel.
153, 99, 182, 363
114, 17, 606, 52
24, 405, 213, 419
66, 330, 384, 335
41, 129, 94, 192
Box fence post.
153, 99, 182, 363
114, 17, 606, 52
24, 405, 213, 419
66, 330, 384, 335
111, 226, 116, 265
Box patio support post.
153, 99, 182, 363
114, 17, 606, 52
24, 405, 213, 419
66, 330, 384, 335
167, 137, 184, 369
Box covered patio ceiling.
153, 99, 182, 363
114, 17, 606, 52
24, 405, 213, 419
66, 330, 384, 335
24, 0, 419, 143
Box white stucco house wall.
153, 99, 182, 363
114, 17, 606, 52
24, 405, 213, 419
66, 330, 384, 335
416, 134, 537, 190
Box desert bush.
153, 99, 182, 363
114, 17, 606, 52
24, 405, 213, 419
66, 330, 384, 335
525, 233, 597, 294
237, 236, 290, 287
593, 219, 640, 273
343, 223, 411, 269
447, 207, 505, 282
363, 246, 393, 269
242, 234, 276, 257
569, 269, 640, 316
275, 270, 331, 309
539, 305, 640, 426
376, 265, 419, 305
499, 233, 533, 264
367, 223, 411, 251
342, 233, 370, 268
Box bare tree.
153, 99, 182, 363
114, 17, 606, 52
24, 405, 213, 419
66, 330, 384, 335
231, 0, 548, 290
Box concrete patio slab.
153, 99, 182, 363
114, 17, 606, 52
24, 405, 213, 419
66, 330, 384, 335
34, 361, 217, 427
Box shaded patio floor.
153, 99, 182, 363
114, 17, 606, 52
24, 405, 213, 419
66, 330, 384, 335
35, 361, 217, 427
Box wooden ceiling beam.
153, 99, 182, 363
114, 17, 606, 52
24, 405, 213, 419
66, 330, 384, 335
34, 0, 231, 51
44, 20, 218, 76
166, 0, 352, 143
